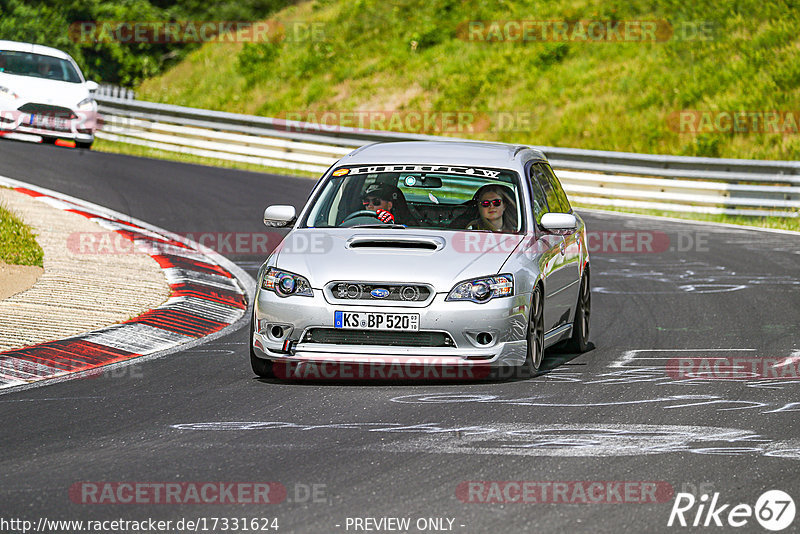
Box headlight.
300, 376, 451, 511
261, 267, 313, 297
77, 97, 96, 111
0, 86, 19, 100
446, 274, 514, 303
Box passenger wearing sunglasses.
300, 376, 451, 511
467, 184, 518, 232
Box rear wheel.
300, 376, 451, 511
76, 140, 93, 149
565, 269, 591, 353
518, 286, 544, 378
249, 312, 274, 378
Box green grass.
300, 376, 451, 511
93, 138, 319, 179
574, 203, 800, 232
136, 0, 800, 161
0, 200, 44, 267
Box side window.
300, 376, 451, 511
535, 163, 571, 213
526, 162, 549, 224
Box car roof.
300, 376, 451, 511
340, 141, 547, 169
0, 40, 72, 60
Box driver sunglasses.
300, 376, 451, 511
479, 198, 503, 207
362, 197, 385, 206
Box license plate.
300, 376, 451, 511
28, 114, 69, 130
334, 311, 419, 331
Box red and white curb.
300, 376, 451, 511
0, 176, 255, 391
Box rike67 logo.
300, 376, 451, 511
668, 490, 795, 531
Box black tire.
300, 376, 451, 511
517, 285, 545, 378
565, 269, 591, 353
76, 140, 93, 149
249, 312, 274, 378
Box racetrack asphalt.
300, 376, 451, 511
0, 139, 798, 533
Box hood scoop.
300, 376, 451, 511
346, 235, 444, 251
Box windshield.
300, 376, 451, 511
0, 51, 82, 83
302, 164, 524, 233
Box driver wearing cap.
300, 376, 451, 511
361, 184, 397, 224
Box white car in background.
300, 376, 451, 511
0, 40, 98, 148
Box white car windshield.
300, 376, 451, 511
0, 50, 82, 83
303, 164, 524, 233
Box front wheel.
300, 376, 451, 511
565, 269, 591, 353
249, 312, 274, 378
518, 286, 544, 378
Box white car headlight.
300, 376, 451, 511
261, 267, 313, 297
446, 274, 514, 303
0, 86, 19, 100
77, 97, 96, 111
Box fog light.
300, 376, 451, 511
401, 286, 420, 301
476, 332, 493, 345
270, 325, 285, 338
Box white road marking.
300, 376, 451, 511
170, 421, 799, 459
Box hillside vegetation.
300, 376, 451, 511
0, 0, 294, 85
135, 0, 800, 160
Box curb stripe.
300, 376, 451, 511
152, 254, 233, 278
0, 183, 248, 390
170, 283, 248, 309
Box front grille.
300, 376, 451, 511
17, 103, 76, 119
303, 328, 454, 347
328, 282, 431, 302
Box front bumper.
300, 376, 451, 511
0, 108, 96, 142
253, 288, 531, 367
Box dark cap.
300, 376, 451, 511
363, 183, 399, 201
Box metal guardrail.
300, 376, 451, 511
95, 85, 136, 100
95, 95, 800, 217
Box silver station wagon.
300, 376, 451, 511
251, 141, 590, 379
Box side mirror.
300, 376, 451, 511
263, 205, 297, 228
539, 213, 578, 235
85, 81, 99, 92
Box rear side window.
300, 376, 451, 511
534, 163, 571, 213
